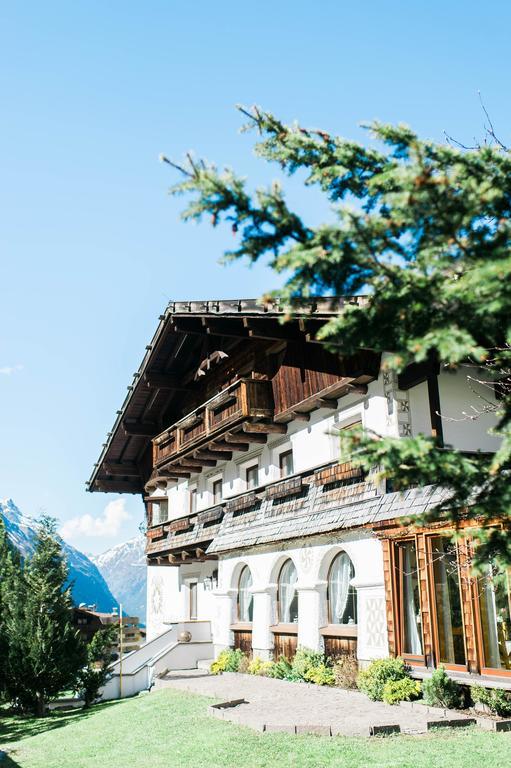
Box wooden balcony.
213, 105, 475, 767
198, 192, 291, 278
152, 378, 276, 472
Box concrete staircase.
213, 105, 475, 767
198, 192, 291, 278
100, 621, 214, 700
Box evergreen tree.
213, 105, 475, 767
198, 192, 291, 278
0, 517, 10, 698
75, 623, 118, 708
164, 106, 511, 568
4, 516, 86, 715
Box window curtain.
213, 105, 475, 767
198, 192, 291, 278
279, 560, 297, 622
402, 543, 422, 654
239, 568, 253, 622
330, 553, 352, 624
479, 564, 502, 668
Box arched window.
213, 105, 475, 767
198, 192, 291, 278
328, 552, 357, 625
237, 566, 253, 622
278, 559, 298, 623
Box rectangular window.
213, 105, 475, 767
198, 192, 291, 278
339, 420, 362, 461
395, 540, 423, 656
279, 450, 294, 479
246, 463, 259, 490
430, 536, 466, 666
189, 487, 197, 515
152, 500, 168, 525
212, 479, 223, 504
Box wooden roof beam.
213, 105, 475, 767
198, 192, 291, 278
94, 478, 141, 494
226, 430, 267, 445
144, 372, 193, 392
158, 467, 192, 479
212, 439, 249, 452
103, 462, 140, 477
123, 421, 158, 437
194, 449, 233, 461
242, 422, 287, 435
178, 457, 217, 468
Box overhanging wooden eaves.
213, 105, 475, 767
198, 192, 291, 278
87, 296, 373, 494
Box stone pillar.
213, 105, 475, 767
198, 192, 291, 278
211, 588, 236, 654
251, 586, 276, 660
296, 583, 326, 651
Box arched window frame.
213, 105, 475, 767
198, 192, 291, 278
277, 558, 299, 624
327, 551, 357, 626
237, 565, 253, 623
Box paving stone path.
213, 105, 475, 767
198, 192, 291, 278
155, 670, 475, 736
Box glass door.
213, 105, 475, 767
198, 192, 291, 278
429, 536, 467, 668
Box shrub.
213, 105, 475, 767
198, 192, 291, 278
270, 655, 294, 680
292, 647, 327, 681
471, 685, 511, 717
357, 657, 408, 701
237, 655, 250, 674
210, 649, 246, 675
382, 678, 421, 705
304, 662, 335, 686
247, 657, 275, 676
333, 655, 359, 689
422, 667, 463, 709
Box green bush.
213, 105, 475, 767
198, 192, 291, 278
210, 649, 246, 675
382, 677, 421, 705
357, 657, 408, 701
422, 667, 464, 709
270, 655, 294, 680
292, 647, 328, 680
247, 657, 275, 676
471, 685, 511, 717
333, 655, 359, 689
304, 662, 335, 686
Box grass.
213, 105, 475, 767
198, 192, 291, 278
0, 688, 509, 768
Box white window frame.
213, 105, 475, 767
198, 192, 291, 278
209, 473, 223, 505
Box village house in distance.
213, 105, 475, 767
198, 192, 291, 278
88, 297, 509, 689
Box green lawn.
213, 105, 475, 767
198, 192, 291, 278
0, 688, 509, 768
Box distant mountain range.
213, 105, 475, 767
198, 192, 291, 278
0, 499, 147, 622
92, 537, 146, 624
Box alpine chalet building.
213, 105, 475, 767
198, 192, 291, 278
88, 298, 510, 686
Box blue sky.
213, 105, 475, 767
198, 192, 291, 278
1, 1, 510, 554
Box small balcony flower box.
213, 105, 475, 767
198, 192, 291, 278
197, 506, 224, 525
167, 517, 191, 533
265, 475, 303, 501
226, 492, 259, 514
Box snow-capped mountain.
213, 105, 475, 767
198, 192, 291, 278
92, 536, 147, 624
0, 498, 118, 613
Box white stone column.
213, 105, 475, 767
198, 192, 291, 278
251, 586, 276, 660
211, 588, 236, 654
296, 583, 326, 651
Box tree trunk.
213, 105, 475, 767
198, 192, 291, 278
36, 692, 46, 717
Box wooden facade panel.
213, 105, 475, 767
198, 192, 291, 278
323, 635, 357, 660
271, 343, 344, 417
233, 630, 253, 656
273, 632, 298, 661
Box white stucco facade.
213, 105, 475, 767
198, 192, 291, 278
145, 361, 500, 664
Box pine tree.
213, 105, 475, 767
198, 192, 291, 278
164, 106, 511, 568
4, 516, 86, 715
0, 517, 10, 698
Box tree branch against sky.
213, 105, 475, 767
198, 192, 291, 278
163, 106, 511, 568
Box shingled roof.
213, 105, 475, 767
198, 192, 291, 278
206, 481, 452, 554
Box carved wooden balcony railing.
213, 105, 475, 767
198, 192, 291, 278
152, 378, 275, 472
